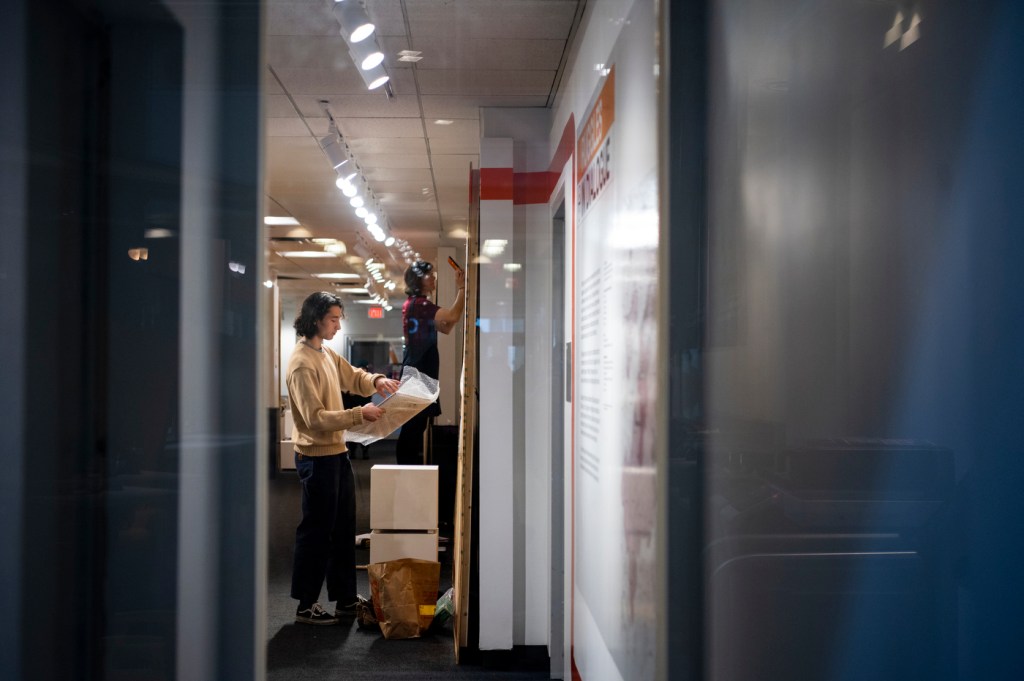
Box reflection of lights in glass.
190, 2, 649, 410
311, 238, 337, 245
145, 228, 174, 239
901, 12, 921, 50
336, 287, 369, 294
503, 263, 522, 272
884, 11, 903, 48
325, 243, 347, 254
384, 236, 395, 247
608, 207, 659, 250
350, 196, 364, 208
355, 206, 369, 218
472, 255, 492, 264
482, 239, 507, 257
447, 227, 469, 239
373, 231, 386, 242
364, 213, 378, 224
127, 247, 149, 261
228, 261, 246, 274
263, 280, 274, 288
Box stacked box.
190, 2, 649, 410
369, 465, 438, 564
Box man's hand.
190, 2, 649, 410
455, 269, 466, 290
361, 404, 385, 422
374, 377, 400, 397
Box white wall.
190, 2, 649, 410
477, 137, 516, 650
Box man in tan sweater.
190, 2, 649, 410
286, 291, 399, 625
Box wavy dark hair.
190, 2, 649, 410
404, 260, 433, 296
293, 291, 345, 339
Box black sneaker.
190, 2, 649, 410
295, 602, 339, 626
335, 595, 366, 616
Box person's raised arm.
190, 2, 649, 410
433, 268, 466, 335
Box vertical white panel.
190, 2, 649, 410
478, 137, 515, 651
523, 201, 554, 646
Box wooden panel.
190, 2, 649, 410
453, 166, 480, 656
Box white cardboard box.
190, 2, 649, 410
370, 465, 438, 530
369, 530, 438, 564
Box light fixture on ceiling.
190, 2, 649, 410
264, 216, 300, 226
278, 251, 337, 258
313, 272, 361, 280
332, 0, 375, 43
350, 41, 385, 71
330, 1, 392, 94
398, 50, 422, 63
319, 128, 350, 171
433, 119, 454, 125
357, 62, 390, 91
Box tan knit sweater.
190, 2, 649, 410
286, 342, 384, 456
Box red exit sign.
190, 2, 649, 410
367, 306, 385, 319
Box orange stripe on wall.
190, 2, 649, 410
513, 171, 559, 205
480, 167, 514, 201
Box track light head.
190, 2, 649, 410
333, 1, 375, 44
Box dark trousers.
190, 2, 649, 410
395, 410, 429, 465
290, 452, 356, 605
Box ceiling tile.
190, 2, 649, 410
405, 0, 579, 40
420, 94, 547, 118
267, 2, 336, 37
338, 117, 424, 139
375, 179, 438, 194
428, 137, 480, 154
363, 167, 434, 183
365, 0, 408, 37
348, 137, 428, 155
267, 35, 355, 70
411, 38, 566, 71
295, 94, 421, 118
416, 69, 555, 96
430, 153, 479, 170
356, 153, 432, 169
265, 116, 333, 138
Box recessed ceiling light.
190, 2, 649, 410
398, 50, 423, 63
434, 119, 454, 125
311, 238, 337, 245
264, 216, 300, 225
336, 287, 369, 294
313, 272, 361, 279
278, 251, 337, 258
352, 299, 379, 304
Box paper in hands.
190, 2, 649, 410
345, 366, 440, 445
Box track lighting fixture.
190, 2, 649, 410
329, 0, 390, 92
332, 0, 376, 44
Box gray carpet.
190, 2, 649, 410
266, 441, 550, 680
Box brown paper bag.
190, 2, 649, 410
367, 558, 441, 639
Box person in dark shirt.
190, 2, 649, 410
397, 260, 465, 465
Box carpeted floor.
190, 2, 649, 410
266, 440, 550, 680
